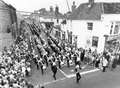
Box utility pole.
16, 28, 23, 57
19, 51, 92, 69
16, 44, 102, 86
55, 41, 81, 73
66, 0, 70, 12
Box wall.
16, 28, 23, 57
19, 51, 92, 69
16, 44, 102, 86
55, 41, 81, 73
61, 20, 72, 41
102, 14, 120, 22
0, 1, 14, 51
69, 20, 110, 53
0, 1, 12, 33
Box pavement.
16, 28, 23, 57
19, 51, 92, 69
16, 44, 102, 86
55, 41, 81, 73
26, 61, 97, 86
26, 61, 120, 88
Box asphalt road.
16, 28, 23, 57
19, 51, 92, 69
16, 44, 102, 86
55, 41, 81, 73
26, 61, 94, 86
44, 66, 120, 88
26, 60, 120, 88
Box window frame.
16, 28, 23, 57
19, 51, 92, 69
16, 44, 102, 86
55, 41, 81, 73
87, 22, 93, 30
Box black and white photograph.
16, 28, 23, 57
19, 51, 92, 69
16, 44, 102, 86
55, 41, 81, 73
0, 0, 120, 88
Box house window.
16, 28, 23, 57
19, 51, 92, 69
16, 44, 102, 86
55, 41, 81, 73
92, 36, 99, 47
87, 22, 93, 30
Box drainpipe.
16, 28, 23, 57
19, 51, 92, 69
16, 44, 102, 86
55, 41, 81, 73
104, 34, 109, 52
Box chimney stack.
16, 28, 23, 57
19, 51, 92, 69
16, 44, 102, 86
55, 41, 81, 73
50, 6, 53, 12
72, 1, 76, 12
89, 0, 94, 6
55, 6, 59, 14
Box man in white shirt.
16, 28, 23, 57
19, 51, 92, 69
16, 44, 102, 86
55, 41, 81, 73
102, 57, 108, 72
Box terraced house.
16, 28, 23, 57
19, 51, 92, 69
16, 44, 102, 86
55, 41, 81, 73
66, 0, 120, 53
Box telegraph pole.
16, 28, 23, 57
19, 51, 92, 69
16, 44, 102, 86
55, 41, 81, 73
66, 0, 70, 12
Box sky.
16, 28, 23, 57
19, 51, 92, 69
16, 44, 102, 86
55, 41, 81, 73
3, 0, 120, 14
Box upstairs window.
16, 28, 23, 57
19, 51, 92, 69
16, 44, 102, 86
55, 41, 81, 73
87, 22, 93, 30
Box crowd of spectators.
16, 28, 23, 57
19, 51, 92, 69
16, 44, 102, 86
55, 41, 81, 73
0, 20, 120, 88
0, 34, 34, 88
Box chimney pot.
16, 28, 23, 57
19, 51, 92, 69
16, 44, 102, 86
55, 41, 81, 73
50, 6, 53, 12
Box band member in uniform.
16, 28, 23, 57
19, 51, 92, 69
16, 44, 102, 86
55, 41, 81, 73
57, 55, 61, 69
66, 56, 70, 68
44, 55, 48, 67
37, 57, 40, 70
74, 53, 77, 66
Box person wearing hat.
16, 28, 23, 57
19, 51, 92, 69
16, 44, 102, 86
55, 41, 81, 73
57, 55, 61, 69
75, 65, 81, 83
44, 55, 48, 67
74, 53, 77, 66
66, 56, 70, 68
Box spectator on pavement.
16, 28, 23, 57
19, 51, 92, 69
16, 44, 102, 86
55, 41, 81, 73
75, 66, 81, 83
102, 57, 108, 72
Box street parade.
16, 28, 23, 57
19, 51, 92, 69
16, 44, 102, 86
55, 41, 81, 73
0, 0, 120, 88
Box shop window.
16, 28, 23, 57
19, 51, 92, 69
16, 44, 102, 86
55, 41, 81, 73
87, 22, 93, 30
92, 36, 99, 47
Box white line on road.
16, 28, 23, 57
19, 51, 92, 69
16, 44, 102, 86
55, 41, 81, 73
41, 68, 100, 86
81, 65, 87, 69
58, 64, 89, 78
67, 68, 100, 78
57, 67, 68, 77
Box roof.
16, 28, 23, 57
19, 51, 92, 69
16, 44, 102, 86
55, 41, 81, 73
0, 0, 16, 10
0, 0, 10, 10
0, 0, 9, 6
103, 3, 120, 14
69, 2, 120, 20
8, 4, 16, 10
38, 8, 65, 19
